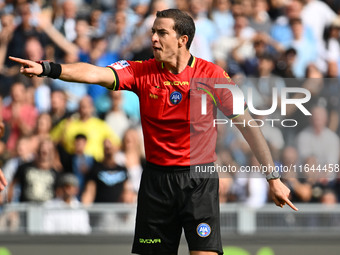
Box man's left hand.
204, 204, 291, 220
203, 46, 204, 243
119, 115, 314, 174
268, 179, 298, 211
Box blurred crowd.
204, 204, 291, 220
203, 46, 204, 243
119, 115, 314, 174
0, 0, 340, 219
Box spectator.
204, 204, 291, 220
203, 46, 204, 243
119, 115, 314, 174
0, 13, 16, 96
5, 2, 48, 66
283, 64, 324, 143
24, 37, 51, 113
297, 105, 340, 168
320, 189, 338, 205
2, 136, 35, 202
175, 0, 190, 12
122, 0, 168, 60
230, 154, 268, 208
49, 90, 70, 128
274, 47, 297, 78
301, 0, 336, 48
87, 36, 118, 114
106, 10, 132, 57
115, 128, 144, 193
50, 95, 120, 161
270, 0, 315, 49
241, 52, 286, 112
51, 54, 88, 113
81, 138, 128, 204
98, 0, 140, 39
212, 14, 255, 71
267, 0, 286, 21
105, 90, 131, 140
53, 0, 78, 43
286, 17, 317, 78
280, 146, 312, 203
74, 17, 92, 63
237, 33, 284, 76
30, 113, 55, 157
8, 139, 59, 203
43, 173, 91, 234
322, 17, 340, 78
2, 81, 38, 154
242, 0, 255, 18
249, 0, 272, 34
211, 0, 234, 37
60, 134, 95, 198
188, 0, 218, 61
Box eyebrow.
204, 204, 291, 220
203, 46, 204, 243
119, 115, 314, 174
151, 28, 168, 33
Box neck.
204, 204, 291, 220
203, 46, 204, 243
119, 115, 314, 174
163, 50, 191, 74
80, 115, 91, 121
103, 155, 116, 167
37, 160, 51, 170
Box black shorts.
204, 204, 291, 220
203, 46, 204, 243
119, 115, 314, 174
132, 162, 223, 255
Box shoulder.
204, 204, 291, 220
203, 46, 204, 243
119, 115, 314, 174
297, 127, 314, 139
324, 128, 340, 140
108, 58, 157, 69
195, 57, 230, 78
17, 161, 34, 171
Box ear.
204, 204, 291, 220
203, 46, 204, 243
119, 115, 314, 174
178, 35, 189, 48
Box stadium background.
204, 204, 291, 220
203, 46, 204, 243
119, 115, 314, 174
1, 0, 340, 254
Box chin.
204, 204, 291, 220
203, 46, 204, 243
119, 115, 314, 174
152, 51, 163, 61
153, 54, 162, 62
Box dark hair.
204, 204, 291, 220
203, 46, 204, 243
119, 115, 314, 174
75, 133, 87, 140
156, 9, 195, 50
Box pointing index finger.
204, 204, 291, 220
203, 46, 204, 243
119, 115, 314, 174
284, 197, 299, 211
8, 56, 30, 65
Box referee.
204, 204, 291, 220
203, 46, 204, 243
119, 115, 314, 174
10, 9, 297, 255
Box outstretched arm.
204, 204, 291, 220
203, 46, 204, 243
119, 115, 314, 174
234, 111, 298, 211
8, 56, 115, 89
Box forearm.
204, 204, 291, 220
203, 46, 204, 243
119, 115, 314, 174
59, 62, 115, 89
235, 112, 274, 169
8, 56, 115, 89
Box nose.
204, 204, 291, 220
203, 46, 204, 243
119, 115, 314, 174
151, 32, 158, 43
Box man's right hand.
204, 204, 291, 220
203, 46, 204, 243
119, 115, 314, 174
8, 56, 43, 77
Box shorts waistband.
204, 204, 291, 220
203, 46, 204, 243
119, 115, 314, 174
146, 161, 214, 172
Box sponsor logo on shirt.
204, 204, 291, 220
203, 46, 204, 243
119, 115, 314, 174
164, 81, 189, 86
197, 223, 211, 238
109, 60, 130, 70
149, 93, 159, 99
170, 91, 182, 105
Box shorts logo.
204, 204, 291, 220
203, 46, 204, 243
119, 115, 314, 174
109, 60, 130, 70
197, 223, 211, 238
139, 238, 161, 244
170, 91, 182, 105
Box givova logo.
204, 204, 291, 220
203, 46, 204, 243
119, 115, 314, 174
197, 223, 211, 237
139, 238, 161, 244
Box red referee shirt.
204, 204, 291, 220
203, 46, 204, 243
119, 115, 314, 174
107, 56, 243, 166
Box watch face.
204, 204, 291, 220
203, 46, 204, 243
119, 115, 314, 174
273, 171, 280, 178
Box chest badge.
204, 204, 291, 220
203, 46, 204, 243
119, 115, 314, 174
170, 91, 182, 105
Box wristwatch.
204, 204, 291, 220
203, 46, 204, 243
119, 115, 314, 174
266, 171, 281, 181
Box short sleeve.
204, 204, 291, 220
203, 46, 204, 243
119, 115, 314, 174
210, 65, 248, 119
106, 60, 139, 93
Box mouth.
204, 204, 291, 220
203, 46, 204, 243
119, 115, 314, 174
153, 46, 161, 51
